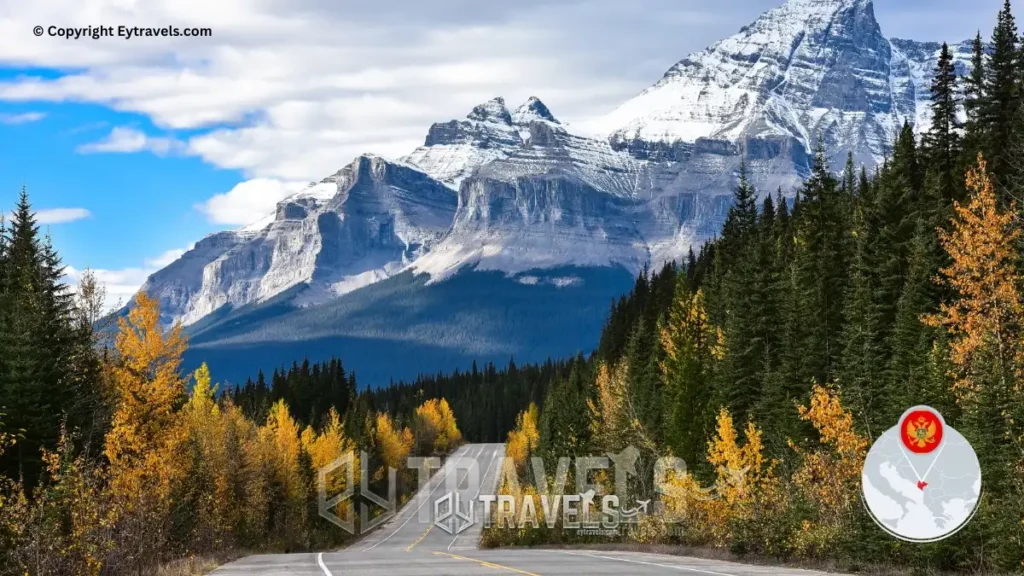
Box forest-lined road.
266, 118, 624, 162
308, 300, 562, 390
211, 443, 848, 575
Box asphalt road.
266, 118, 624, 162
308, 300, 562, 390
212, 443, 849, 576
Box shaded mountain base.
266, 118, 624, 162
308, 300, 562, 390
182, 266, 636, 385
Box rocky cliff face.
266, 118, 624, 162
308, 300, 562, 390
135, 0, 969, 368
140, 155, 457, 326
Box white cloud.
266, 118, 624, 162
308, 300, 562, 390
10, 207, 92, 224
76, 126, 185, 156
196, 178, 305, 226
0, 0, 769, 185
145, 247, 189, 268
0, 0, 1007, 192
0, 111, 46, 124
38, 207, 91, 224
64, 264, 151, 310
64, 245, 192, 310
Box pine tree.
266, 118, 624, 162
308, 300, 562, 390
838, 177, 887, 438
624, 318, 663, 449
786, 142, 849, 387
884, 221, 940, 421
538, 360, 592, 467
0, 191, 64, 486
872, 123, 923, 336
983, 0, 1020, 189
1003, 96, 1024, 206
748, 194, 792, 453
962, 32, 987, 169
923, 42, 963, 204
715, 164, 763, 422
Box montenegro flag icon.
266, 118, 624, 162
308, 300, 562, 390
900, 408, 944, 454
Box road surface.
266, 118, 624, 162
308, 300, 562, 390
212, 443, 848, 575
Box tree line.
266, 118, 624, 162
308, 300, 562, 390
231, 355, 572, 446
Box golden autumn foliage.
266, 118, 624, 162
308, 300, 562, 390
374, 412, 414, 472
660, 408, 775, 547
924, 154, 1024, 563
0, 288, 470, 574
789, 385, 869, 555
506, 403, 540, 470
262, 400, 307, 503
587, 361, 628, 448
926, 154, 1024, 407
301, 408, 358, 526
483, 462, 553, 548
413, 398, 463, 455
179, 363, 234, 548
302, 408, 356, 490
0, 417, 119, 576
105, 292, 189, 510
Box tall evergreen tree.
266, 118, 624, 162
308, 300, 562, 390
923, 42, 963, 204
982, 0, 1020, 189
884, 221, 940, 423
872, 124, 923, 336
839, 173, 887, 438
0, 189, 100, 486
784, 142, 849, 387
962, 32, 987, 169
715, 164, 763, 422
538, 359, 592, 467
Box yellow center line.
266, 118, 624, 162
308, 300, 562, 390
406, 523, 433, 552
432, 551, 541, 576
407, 446, 480, 552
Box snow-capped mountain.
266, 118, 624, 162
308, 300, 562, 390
132, 0, 971, 384
588, 0, 969, 169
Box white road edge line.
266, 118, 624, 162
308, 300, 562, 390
558, 550, 740, 576
362, 444, 471, 551
448, 444, 501, 551
317, 552, 334, 576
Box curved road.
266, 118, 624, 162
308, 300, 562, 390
212, 443, 849, 576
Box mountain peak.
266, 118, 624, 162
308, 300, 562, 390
749, 0, 876, 35
512, 96, 560, 125
593, 0, 891, 167
467, 97, 513, 124
778, 0, 871, 11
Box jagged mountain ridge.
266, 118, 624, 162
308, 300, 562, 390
131, 0, 972, 383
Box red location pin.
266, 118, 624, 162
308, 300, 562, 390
900, 408, 943, 455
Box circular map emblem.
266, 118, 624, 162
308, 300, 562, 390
861, 406, 982, 542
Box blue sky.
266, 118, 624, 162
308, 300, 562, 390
0, 0, 1014, 307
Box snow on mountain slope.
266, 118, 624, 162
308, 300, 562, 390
408, 99, 786, 282
587, 0, 940, 169
512, 96, 561, 126
889, 37, 975, 132
142, 155, 457, 326
401, 97, 524, 188
133, 0, 969, 356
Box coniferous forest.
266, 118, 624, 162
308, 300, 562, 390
3, 1, 1024, 574
480, 4, 1024, 570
